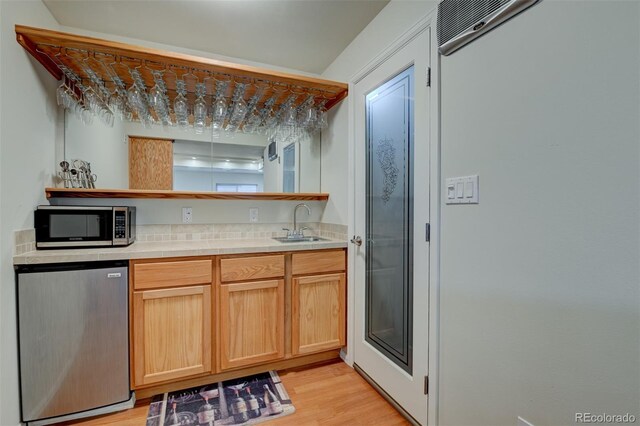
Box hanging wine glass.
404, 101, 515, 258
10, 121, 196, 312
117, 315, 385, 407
174, 79, 189, 130
193, 82, 207, 134
211, 78, 230, 138
316, 99, 329, 131
148, 71, 173, 128
224, 82, 247, 135
212, 97, 227, 127
241, 112, 262, 133
283, 103, 297, 127
298, 96, 317, 130
238, 82, 266, 134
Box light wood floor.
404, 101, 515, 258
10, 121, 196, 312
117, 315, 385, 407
62, 360, 409, 426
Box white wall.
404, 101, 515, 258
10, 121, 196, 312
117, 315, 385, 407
0, 2, 60, 425
438, 1, 640, 425
299, 133, 321, 193
321, 0, 438, 225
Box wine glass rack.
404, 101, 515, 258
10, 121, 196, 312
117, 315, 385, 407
15, 25, 348, 131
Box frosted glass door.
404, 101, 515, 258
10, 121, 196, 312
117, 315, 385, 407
365, 66, 413, 373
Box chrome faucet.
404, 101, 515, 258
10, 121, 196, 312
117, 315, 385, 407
283, 203, 311, 238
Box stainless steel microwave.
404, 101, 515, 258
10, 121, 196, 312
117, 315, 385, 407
34, 206, 136, 249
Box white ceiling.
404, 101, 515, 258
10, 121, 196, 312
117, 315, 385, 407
43, 0, 389, 74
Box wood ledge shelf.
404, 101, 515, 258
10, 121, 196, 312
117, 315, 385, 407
45, 188, 329, 201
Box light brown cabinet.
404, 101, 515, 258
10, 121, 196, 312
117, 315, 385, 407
219, 279, 285, 370
292, 273, 346, 355
132, 285, 212, 387
291, 250, 346, 356
131, 258, 214, 388
129, 249, 345, 394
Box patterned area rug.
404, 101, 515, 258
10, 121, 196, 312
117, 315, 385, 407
146, 371, 295, 425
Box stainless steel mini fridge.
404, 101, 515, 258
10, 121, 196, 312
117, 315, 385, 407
16, 260, 134, 425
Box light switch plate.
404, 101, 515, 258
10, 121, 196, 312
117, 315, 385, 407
445, 175, 479, 204
249, 207, 259, 223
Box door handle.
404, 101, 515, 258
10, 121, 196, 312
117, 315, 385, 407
350, 235, 362, 246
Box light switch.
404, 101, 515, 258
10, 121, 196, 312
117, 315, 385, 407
447, 184, 456, 199
464, 180, 474, 198
446, 175, 479, 204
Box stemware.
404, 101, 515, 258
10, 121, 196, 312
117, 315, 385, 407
211, 79, 230, 131
224, 82, 248, 134
241, 112, 262, 133
174, 80, 189, 130
193, 82, 207, 134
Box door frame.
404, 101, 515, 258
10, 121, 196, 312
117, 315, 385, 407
344, 10, 441, 425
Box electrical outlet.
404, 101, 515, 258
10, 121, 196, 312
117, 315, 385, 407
182, 207, 193, 224
249, 207, 259, 223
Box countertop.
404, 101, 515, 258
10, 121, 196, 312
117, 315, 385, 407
13, 238, 348, 265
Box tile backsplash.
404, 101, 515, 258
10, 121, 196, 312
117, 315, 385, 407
13, 223, 347, 254
135, 222, 348, 242
14, 229, 36, 255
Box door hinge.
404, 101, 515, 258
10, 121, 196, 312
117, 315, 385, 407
426, 67, 431, 87
425, 223, 430, 242
424, 375, 429, 395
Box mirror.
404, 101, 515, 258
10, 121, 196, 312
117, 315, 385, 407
63, 112, 321, 193
173, 140, 264, 192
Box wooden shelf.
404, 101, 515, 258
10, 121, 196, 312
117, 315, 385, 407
15, 25, 348, 113
45, 188, 329, 201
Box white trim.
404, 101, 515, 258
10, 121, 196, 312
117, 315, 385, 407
350, 14, 433, 84
427, 12, 441, 426
346, 10, 441, 426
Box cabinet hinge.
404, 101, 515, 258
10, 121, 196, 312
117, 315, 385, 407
424, 375, 429, 395
426, 67, 431, 87
425, 223, 430, 242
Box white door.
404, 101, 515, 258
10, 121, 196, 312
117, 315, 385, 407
352, 28, 431, 425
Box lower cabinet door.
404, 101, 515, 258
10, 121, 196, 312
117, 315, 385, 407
292, 273, 346, 355
219, 279, 285, 370
133, 285, 212, 387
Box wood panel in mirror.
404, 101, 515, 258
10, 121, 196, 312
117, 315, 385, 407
129, 137, 173, 190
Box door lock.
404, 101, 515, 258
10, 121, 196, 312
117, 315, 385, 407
350, 235, 362, 246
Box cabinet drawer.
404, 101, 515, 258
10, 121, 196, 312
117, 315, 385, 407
134, 259, 212, 290
292, 250, 345, 275
220, 255, 285, 283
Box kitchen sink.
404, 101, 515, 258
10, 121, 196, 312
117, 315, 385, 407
272, 236, 328, 243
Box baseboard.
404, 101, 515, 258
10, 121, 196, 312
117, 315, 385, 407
354, 363, 421, 426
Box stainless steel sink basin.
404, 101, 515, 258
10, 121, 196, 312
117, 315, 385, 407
272, 236, 328, 243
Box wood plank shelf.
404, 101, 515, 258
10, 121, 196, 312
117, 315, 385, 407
45, 188, 329, 201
